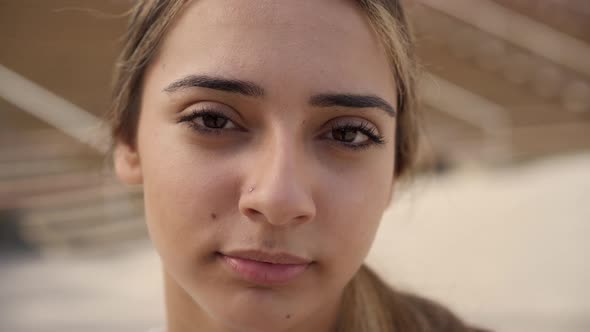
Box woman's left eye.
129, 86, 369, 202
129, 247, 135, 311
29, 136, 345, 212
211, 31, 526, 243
331, 127, 369, 144
323, 121, 385, 150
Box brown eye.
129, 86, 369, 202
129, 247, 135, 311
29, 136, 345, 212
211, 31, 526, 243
178, 109, 240, 134
321, 120, 386, 151
332, 128, 361, 143
202, 114, 229, 129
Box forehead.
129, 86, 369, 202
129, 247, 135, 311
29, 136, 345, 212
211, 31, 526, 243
149, 0, 397, 99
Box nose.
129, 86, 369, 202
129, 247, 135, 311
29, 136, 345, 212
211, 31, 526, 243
238, 134, 316, 227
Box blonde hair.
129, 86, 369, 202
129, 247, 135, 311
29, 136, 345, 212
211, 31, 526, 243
108, 1, 488, 331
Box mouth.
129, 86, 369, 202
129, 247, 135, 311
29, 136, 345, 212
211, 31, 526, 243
217, 250, 312, 286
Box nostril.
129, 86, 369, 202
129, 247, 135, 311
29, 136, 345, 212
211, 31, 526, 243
295, 214, 310, 222
244, 208, 262, 217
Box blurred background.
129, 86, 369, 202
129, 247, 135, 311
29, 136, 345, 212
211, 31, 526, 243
0, 1, 588, 331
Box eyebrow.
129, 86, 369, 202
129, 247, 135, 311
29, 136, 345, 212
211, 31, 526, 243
163, 74, 396, 117
163, 75, 265, 97
309, 93, 396, 117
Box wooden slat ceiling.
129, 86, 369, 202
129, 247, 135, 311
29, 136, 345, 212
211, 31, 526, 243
1, 0, 588, 164
409, 1, 590, 162
491, 0, 590, 44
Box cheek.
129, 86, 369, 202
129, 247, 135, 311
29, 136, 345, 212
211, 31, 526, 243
137, 125, 240, 270
315, 154, 393, 275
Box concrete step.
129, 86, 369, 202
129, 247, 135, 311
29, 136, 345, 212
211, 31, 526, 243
0, 173, 133, 210
13, 181, 141, 211
17, 185, 145, 254
0, 157, 104, 180
22, 195, 143, 230
0, 143, 97, 163
0, 170, 114, 209
0, 170, 145, 254
21, 215, 147, 255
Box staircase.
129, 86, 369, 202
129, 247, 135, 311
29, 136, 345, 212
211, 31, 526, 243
0, 129, 147, 256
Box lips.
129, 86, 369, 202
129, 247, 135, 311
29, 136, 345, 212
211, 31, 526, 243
218, 250, 312, 286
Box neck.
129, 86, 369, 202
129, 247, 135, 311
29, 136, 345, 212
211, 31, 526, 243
163, 270, 343, 332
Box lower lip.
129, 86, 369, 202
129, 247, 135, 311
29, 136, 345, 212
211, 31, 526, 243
219, 254, 310, 286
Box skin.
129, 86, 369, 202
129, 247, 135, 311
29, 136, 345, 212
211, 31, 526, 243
115, 0, 399, 331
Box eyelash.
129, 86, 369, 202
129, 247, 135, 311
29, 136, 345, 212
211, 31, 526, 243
178, 108, 386, 150
178, 108, 240, 135
328, 121, 386, 150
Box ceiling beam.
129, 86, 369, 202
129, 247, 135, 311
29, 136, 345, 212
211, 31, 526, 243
0, 64, 108, 153
418, 0, 590, 78
421, 73, 512, 161
422, 73, 510, 133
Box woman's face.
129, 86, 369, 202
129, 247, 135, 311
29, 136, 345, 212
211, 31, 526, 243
116, 0, 398, 331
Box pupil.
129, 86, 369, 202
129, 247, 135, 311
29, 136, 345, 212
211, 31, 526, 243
203, 115, 227, 128
334, 129, 356, 143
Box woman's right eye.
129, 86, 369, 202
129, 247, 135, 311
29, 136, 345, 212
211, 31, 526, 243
178, 109, 239, 134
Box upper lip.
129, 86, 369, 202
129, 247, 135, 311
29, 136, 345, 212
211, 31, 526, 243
220, 249, 312, 265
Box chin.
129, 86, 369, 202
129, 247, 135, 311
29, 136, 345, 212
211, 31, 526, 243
207, 287, 307, 332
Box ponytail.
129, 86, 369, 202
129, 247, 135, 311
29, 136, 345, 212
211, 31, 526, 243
336, 265, 491, 332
